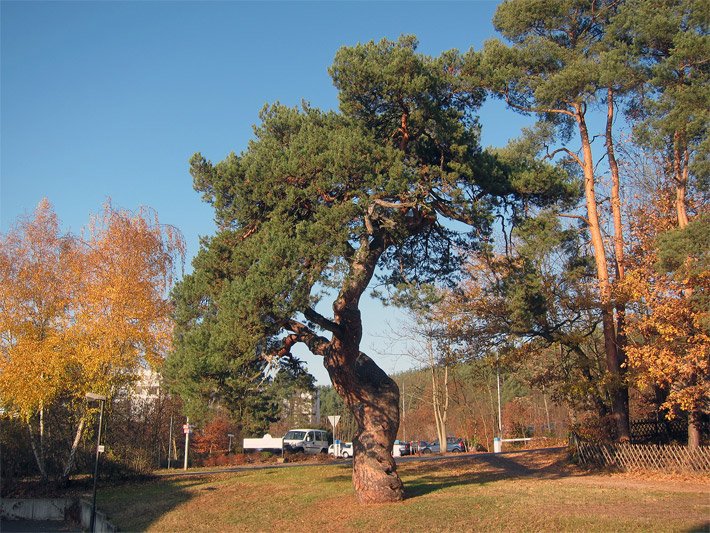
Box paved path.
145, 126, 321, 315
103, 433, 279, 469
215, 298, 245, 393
0, 519, 80, 532
154, 447, 566, 478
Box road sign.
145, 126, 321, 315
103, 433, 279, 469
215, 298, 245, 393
327, 415, 341, 429
183, 424, 193, 434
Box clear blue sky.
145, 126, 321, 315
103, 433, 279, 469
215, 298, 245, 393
1, 0, 531, 385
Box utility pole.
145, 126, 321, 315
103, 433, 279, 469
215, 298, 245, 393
401, 380, 406, 442
167, 415, 173, 469
496, 358, 503, 437
183, 417, 190, 471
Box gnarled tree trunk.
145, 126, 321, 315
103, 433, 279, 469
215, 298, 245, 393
293, 235, 405, 503
326, 243, 404, 502
325, 349, 404, 503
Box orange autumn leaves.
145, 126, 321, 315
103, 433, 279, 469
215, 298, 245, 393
0, 199, 184, 419
621, 205, 709, 421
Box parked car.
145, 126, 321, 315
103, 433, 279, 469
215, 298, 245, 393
414, 440, 433, 454
283, 429, 329, 454
429, 436, 465, 453
392, 439, 411, 457
328, 442, 353, 458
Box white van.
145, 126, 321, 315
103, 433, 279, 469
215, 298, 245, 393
283, 428, 329, 454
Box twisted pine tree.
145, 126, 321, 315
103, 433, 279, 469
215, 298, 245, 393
170, 36, 573, 503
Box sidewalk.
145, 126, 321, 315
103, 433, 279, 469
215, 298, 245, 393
0, 518, 80, 532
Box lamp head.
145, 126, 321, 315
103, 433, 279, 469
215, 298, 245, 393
85, 392, 107, 401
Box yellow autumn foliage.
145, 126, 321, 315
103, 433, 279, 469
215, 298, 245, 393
0, 199, 184, 420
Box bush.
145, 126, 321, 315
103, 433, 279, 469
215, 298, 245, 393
571, 414, 617, 443
1, 416, 36, 493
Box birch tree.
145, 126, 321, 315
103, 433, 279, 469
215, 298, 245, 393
0, 200, 183, 481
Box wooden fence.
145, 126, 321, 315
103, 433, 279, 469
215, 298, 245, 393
575, 440, 710, 474
629, 418, 690, 444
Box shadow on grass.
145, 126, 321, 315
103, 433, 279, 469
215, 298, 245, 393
403, 448, 583, 500
96, 476, 205, 531
2, 461, 200, 531
322, 471, 353, 484
102, 462, 354, 530
684, 522, 710, 533
99, 449, 580, 526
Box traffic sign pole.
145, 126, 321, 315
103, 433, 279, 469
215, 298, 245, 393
327, 415, 341, 457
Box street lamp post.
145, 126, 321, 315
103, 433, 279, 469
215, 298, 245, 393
227, 433, 234, 453
86, 392, 107, 533
167, 415, 174, 469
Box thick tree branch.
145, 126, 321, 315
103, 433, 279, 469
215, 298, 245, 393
559, 213, 590, 225
431, 195, 479, 226
279, 319, 331, 357
239, 224, 258, 241
503, 88, 576, 118
372, 198, 417, 210
304, 307, 342, 335
544, 146, 583, 168
333, 235, 387, 343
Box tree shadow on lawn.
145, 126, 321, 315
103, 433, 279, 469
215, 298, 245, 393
107, 464, 356, 530
683, 521, 709, 533
101, 452, 578, 526
403, 449, 585, 500
97, 476, 207, 531
322, 472, 354, 484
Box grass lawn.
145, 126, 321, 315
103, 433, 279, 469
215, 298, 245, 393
96, 448, 709, 532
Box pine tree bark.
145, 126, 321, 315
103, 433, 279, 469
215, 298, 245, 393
605, 91, 631, 439
606, 90, 626, 284
673, 134, 690, 230
309, 235, 404, 503
577, 107, 630, 441
671, 135, 700, 447
606, 89, 628, 356
325, 349, 404, 503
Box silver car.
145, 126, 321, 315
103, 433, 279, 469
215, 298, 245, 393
428, 437, 465, 453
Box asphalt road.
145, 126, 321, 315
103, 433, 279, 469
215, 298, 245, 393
154, 446, 565, 478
